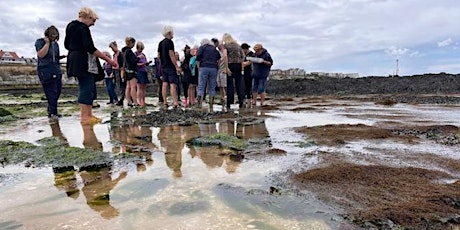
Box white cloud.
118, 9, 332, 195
1, 0, 460, 76
437, 38, 453, 47
385, 46, 409, 57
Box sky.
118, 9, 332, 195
1, 0, 460, 77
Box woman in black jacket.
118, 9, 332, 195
64, 7, 116, 124
121, 36, 140, 107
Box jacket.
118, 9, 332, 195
251, 49, 273, 79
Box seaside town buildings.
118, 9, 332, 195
0, 50, 36, 65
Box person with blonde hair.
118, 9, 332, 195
122, 36, 139, 107
251, 43, 273, 107
109, 41, 125, 106
157, 25, 181, 108
65, 7, 117, 124
222, 33, 245, 110
135, 41, 150, 107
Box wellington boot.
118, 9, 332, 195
197, 96, 202, 108
209, 97, 214, 112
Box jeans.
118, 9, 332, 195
105, 78, 118, 103
226, 63, 244, 107
41, 77, 62, 115
197, 67, 218, 97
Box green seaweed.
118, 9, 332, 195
0, 137, 112, 168
0, 107, 13, 117
189, 133, 248, 151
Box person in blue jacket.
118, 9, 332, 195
35, 25, 66, 119
251, 43, 273, 107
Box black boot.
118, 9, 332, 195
209, 97, 214, 112
197, 96, 202, 108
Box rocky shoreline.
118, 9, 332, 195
1, 73, 458, 101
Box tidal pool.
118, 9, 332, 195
0, 99, 458, 230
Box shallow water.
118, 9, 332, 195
0, 99, 459, 229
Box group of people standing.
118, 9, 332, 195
35, 6, 273, 124
156, 28, 273, 112
103, 38, 151, 108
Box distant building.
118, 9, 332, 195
311, 72, 360, 78
0, 50, 26, 64
269, 68, 360, 79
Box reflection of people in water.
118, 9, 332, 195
49, 119, 68, 144
109, 120, 155, 171
53, 166, 80, 199
79, 123, 127, 219
50, 120, 79, 198
188, 123, 227, 169
79, 166, 127, 219
81, 123, 103, 151
158, 125, 184, 178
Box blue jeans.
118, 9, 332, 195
41, 76, 62, 115
197, 67, 218, 97
105, 78, 118, 103
226, 63, 244, 107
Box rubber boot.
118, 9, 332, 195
197, 96, 202, 108
209, 97, 214, 112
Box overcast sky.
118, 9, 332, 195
1, 0, 460, 76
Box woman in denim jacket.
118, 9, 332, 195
35, 25, 66, 119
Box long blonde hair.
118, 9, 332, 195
222, 33, 236, 45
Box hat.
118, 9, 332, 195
253, 43, 263, 51
241, 43, 250, 49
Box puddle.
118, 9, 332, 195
0, 99, 458, 229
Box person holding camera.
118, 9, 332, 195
35, 25, 66, 119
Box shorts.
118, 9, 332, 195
252, 77, 267, 94
161, 68, 179, 85
77, 72, 96, 105
137, 71, 150, 84
217, 71, 227, 87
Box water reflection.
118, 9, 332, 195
109, 119, 155, 172
79, 166, 127, 219
82, 123, 103, 151
49, 122, 128, 219
158, 125, 185, 178
50, 120, 79, 199
53, 166, 79, 199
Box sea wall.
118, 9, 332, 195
0, 75, 78, 90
